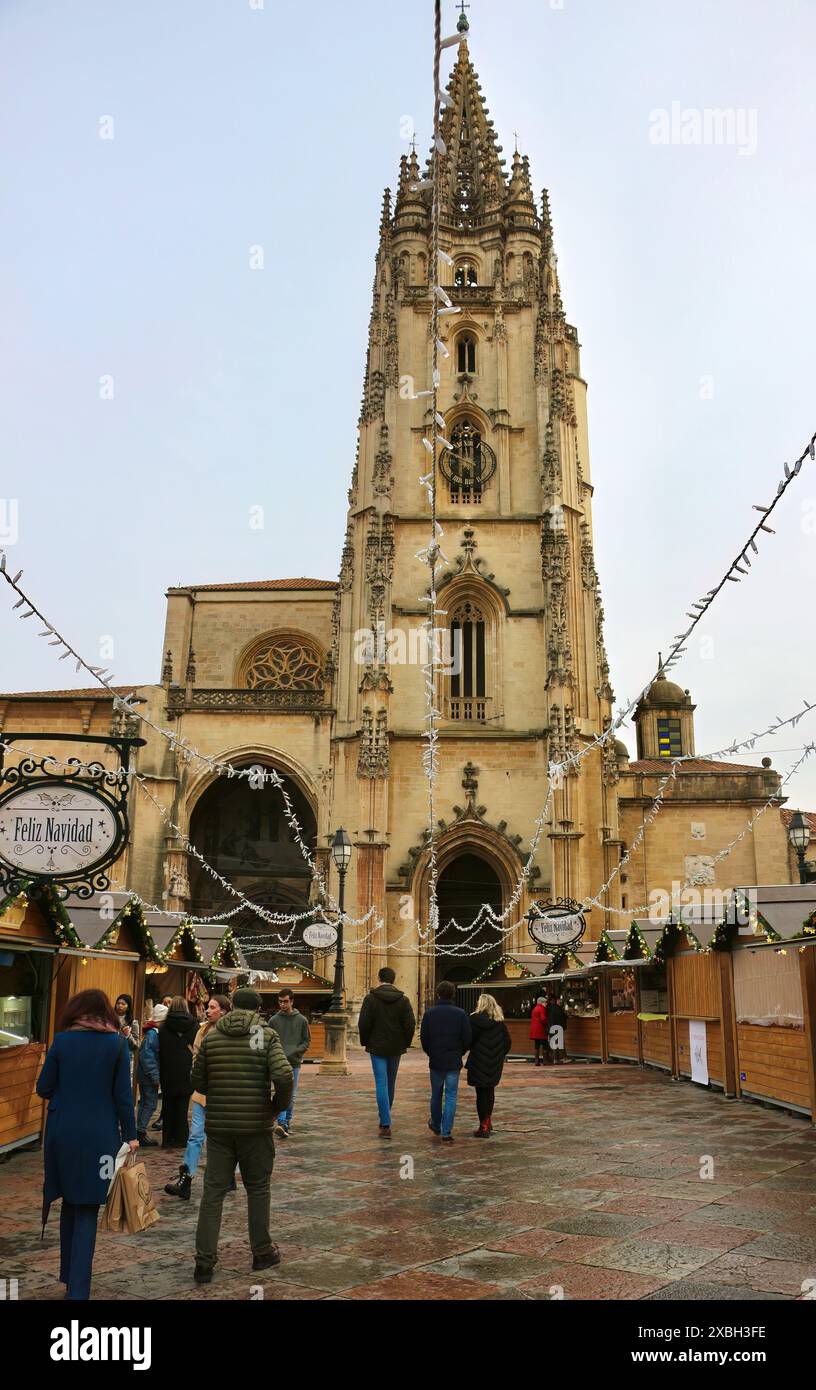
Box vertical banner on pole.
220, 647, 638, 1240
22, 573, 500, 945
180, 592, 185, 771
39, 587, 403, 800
689, 1018, 709, 1085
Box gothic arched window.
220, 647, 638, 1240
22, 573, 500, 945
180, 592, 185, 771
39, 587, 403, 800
449, 599, 488, 722
441, 419, 497, 504
454, 260, 478, 287
457, 333, 477, 374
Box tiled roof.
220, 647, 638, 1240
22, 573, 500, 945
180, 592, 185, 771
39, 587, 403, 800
780, 808, 816, 831
178, 578, 337, 592
624, 758, 772, 775
0, 686, 144, 701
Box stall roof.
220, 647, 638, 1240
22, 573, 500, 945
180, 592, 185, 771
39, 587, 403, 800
63, 892, 135, 950
734, 884, 816, 943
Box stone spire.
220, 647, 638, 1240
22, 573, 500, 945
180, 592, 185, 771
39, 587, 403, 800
433, 39, 507, 227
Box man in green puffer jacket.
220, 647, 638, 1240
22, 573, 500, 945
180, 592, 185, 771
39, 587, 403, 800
191, 988, 293, 1284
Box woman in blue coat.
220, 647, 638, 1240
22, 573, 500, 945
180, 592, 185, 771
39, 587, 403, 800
36, 988, 138, 1300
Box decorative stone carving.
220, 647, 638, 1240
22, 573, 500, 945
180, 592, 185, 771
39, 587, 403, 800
372, 424, 394, 502
685, 854, 716, 887
541, 511, 574, 687
245, 637, 324, 692
358, 706, 389, 778
162, 649, 173, 684
339, 521, 354, 592
580, 521, 596, 590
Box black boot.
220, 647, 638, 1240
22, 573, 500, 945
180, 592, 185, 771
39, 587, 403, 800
137, 1131, 158, 1147
165, 1164, 193, 1199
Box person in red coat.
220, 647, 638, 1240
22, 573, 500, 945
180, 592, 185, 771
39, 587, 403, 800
529, 996, 549, 1066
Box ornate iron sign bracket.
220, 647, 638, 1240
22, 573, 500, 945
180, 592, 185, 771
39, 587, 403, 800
0, 732, 145, 900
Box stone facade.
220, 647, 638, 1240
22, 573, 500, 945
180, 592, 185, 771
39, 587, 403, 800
0, 39, 803, 1019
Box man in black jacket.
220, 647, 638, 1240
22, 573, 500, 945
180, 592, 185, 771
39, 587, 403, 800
357, 967, 416, 1138
420, 981, 472, 1142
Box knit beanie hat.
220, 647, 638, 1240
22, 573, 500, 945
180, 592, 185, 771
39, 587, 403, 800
151, 1004, 169, 1022
232, 988, 262, 1011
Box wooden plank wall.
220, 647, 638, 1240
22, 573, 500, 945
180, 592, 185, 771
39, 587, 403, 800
565, 1015, 603, 1059
0, 1042, 45, 1150
736, 1024, 811, 1112
606, 1010, 639, 1059
672, 951, 722, 1019
303, 1021, 326, 1061
642, 1019, 672, 1070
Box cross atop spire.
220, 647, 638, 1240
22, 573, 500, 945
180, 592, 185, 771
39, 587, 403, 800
457, 1, 471, 33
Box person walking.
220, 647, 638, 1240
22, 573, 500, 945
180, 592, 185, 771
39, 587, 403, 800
358, 967, 416, 1138
191, 987, 293, 1284
529, 995, 549, 1066
548, 994, 568, 1064
158, 995, 198, 1148
35, 988, 138, 1300
268, 988, 311, 1138
419, 980, 472, 1143
466, 993, 512, 1138
165, 994, 231, 1200
136, 1001, 166, 1145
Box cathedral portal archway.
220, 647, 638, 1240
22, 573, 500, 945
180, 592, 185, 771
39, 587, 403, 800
435, 851, 503, 985
188, 764, 317, 968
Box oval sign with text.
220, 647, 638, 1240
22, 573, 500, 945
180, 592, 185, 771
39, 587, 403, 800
302, 922, 338, 950
527, 903, 586, 950
0, 784, 120, 878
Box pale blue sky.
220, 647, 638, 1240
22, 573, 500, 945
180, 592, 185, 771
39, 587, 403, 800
1, 0, 815, 806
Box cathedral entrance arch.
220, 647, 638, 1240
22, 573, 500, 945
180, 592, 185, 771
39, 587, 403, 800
435, 852, 503, 985
187, 763, 317, 969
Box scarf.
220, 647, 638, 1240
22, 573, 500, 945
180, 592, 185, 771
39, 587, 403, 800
69, 1017, 119, 1033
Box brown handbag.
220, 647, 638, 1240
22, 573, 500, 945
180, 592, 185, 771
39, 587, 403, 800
102, 1153, 160, 1234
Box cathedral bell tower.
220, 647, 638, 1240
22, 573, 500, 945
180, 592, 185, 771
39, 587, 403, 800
330, 22, 621, 1012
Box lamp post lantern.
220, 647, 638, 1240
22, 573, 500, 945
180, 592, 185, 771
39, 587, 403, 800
788, 810, 815, 884
319, 828, 353, 1076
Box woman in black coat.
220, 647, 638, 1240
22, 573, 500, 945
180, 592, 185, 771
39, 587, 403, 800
465, 993, 512, 1138
158, 996, 198, 1147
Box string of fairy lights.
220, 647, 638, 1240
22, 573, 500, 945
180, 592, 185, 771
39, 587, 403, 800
1, 8, 815, 964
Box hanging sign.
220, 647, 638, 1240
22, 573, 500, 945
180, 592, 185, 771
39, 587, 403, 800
527, 899, 586, 950
303, 922, 339, 950
0, 732, 143, 898
0, 785, 119, 877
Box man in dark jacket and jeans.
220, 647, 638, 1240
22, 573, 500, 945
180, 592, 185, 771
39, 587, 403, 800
420, 980, 472, 1142
191, 988, 293, 1284
269, 988, 311, 1138
358, 967, 416, 1137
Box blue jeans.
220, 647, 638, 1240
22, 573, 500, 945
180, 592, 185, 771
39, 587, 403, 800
278, 1065, 300, 1127
370, 1054, 400, 1127
136, 1078, 159, 1134
430, 1068, 460, 1136
60, 1202, 99, 1300
184, 1100, 207, 1176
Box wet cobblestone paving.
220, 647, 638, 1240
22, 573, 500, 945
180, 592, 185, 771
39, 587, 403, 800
2, 1055, 815, 1301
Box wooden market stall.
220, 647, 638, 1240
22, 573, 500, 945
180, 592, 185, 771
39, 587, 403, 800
0, 883, 78, 1154
727, 885, 816, 1119
245, 962, 333, 1061
460, 954, 550, 1056
143, 918, 213, 1015
55, 893, 165, 1037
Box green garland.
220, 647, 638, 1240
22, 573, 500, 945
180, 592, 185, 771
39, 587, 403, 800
594, 931, 621, 963
624, 920, 651, 960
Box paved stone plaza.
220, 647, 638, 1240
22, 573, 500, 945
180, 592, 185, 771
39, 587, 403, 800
2, 1054, 815, 1302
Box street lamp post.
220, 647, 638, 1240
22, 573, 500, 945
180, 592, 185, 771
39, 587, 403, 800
788, 810, 815, 884
319, 827, 353, 1076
